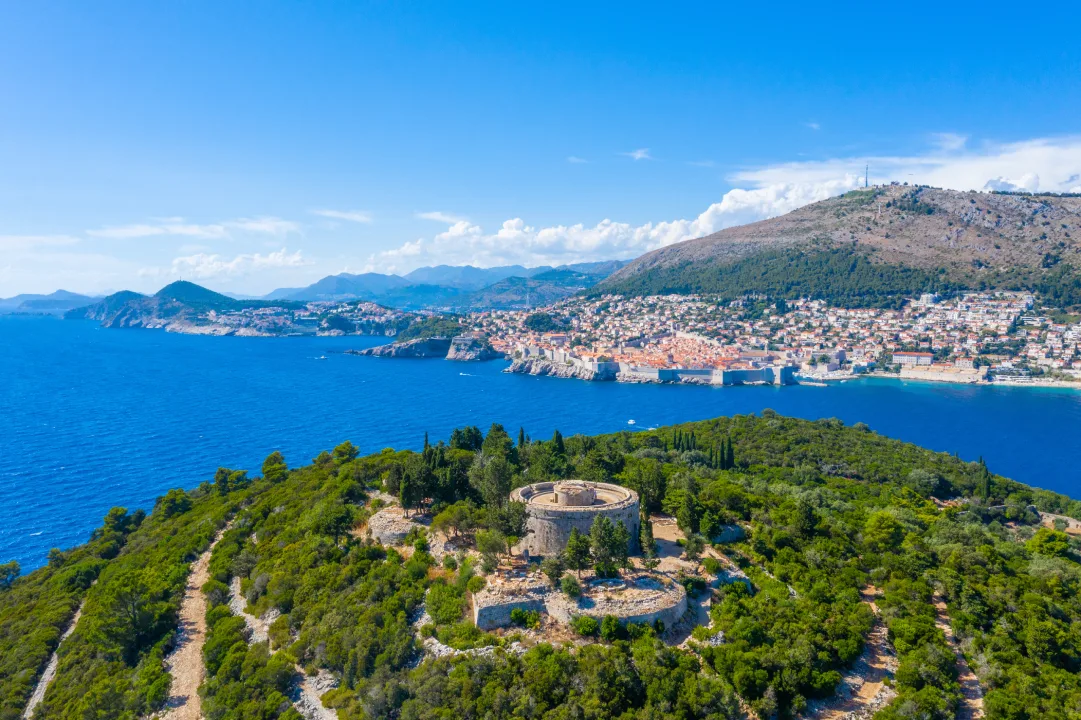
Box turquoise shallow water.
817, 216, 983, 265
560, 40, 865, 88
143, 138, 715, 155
3, 314, 1081, 569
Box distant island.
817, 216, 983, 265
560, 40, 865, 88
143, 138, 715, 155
2, 413, 1080, 718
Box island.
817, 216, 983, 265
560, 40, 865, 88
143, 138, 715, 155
3, 413, 1080, 719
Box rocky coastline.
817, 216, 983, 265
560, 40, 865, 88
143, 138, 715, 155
350, 336, 504, 362
503, 357, 615, 381
351, 337, 452, 358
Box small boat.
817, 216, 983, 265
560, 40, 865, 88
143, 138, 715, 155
627, 419, 636, 425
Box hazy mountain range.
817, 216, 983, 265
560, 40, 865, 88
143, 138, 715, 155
261, 260, 627, 308
0, 290, 102, 315
58, 261, 630, 328
5, 261, 627, 316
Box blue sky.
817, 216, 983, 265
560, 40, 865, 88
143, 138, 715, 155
3, 1, 1081, 296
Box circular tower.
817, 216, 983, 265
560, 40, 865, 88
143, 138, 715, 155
511, 480, 640, 557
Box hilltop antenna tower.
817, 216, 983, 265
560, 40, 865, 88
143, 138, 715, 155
865, 164, 869, 188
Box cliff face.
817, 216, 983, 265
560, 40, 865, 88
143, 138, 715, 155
352, 336, 504, 361
445, 338, 502, 361
503, 358, 615, 381
353, 337, 452, 358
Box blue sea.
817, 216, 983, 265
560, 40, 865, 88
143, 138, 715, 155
3, 314, 1081, 570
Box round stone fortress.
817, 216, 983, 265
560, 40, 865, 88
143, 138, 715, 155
511, 480, 640, 557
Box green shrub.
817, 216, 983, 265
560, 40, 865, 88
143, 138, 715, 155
466, 575, 487, 594
427, 582, 466, 625
571, 615, 599, 636
561, 574, 581, 597
509, 607, 541, 628
702, 557, 722, 576
600, 614, 622, 641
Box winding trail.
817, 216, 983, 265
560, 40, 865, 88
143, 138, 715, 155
933, 599, 984, 720
22, 599, 87, 719
226, 577, 338, 720
158, 530, 226, 720
804, 587, 897, 720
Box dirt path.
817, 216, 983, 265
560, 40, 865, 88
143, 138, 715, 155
22, 599, 87, 719
158, 531, 226, 720
933, 599, 984, 720
803, 587, 897, 720
226, 577, 338, 720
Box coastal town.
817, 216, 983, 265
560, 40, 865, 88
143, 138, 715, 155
71, 281, 1081, 388
465, 290, 1081, 387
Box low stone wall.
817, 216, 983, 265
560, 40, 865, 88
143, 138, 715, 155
545, 576, 687, 629
472, 578, 550, 630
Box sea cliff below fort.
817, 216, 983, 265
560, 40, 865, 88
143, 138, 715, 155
349, 335, 503, 362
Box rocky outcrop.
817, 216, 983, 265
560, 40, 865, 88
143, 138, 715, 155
445, 337, 502, 361
504, 358, 615, 381
351, 337, 452, 358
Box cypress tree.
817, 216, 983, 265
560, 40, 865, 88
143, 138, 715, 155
726, 437, 735, 470
552, 429, 565, 456
518, 427, 526, 448
424, 432, 430, 451
677, 490, 699, 535
640, 509, 656, 558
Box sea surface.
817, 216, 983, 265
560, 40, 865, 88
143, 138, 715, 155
3, 314, 1081, 570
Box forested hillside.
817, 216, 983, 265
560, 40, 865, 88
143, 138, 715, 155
599, 188, 1081, 308
3, 414, 1081, 719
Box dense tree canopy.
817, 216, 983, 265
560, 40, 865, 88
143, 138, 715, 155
4, 414, 1081, 719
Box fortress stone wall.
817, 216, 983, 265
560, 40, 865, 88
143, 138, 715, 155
511, 481, 640, 557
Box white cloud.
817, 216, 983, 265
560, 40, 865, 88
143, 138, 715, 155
227, 217, 301, 235
621, 148, 652, 161
930, 132, 968, 152
417, 211, 469, 224
311, 209, 373, 224
567, 156, 589, 164
369, 135, 1081, 273
734, 135, 1081, 195
165, 248, 310, 279
86, 216, 299, 239
805, 122, 821, 131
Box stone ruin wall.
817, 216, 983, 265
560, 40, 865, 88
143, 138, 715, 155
513, 482, 641, 558
472, 580, 687, 631
544, 583, 688, 629
473, 595, 547, 630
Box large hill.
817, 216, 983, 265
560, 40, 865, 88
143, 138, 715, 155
599, 186, 1081, 307
66, 281, 302, 328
